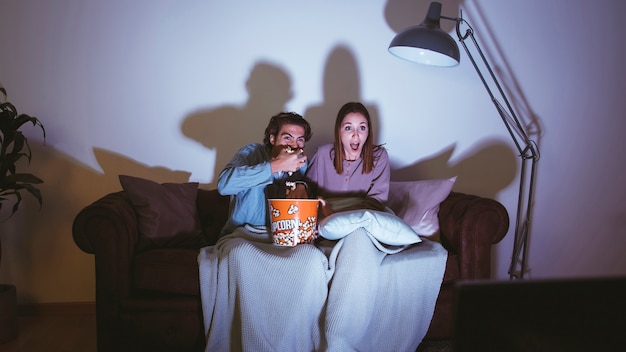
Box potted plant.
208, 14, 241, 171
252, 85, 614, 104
0, 83, 45, 343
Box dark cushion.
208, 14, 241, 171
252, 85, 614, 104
119, 175, 206, 251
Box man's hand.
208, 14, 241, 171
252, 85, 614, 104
270, 145, 307, 174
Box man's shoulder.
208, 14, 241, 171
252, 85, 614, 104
227, 143, 270, 166
244, 142, 265, 149
237, 142, 266, 153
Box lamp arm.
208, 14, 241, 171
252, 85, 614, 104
448, 16, 535, 156
441, 14, 540, 279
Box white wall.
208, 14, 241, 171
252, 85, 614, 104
1, 0, 625, 303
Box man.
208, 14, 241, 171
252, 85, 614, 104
217, 111, 312, 236
201, 112, 324, 352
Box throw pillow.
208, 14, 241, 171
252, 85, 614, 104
387, 176, 457, 237
119, 175, 204, 251
318, 209, 422, 246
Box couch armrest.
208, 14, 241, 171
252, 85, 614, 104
438, 191, 509, 279
72, 191, 138, 300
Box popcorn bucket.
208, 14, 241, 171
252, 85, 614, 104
268, 199, 319, 246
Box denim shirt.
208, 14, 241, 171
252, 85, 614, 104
217, 143, 307, 236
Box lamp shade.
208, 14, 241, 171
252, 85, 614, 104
388, 2, 460, 67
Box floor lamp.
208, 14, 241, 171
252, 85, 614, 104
388, 1, 539, 279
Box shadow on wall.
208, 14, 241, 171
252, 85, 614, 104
466, 0, 544, 145
391, 139, 517, 200
384, 0, 463, 35
180, 45, 383, 188
304, 44, 381, 154
181, 61, 293, 186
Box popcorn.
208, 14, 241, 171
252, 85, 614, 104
268, 199, 318, 246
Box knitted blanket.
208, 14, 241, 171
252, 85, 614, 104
198, 225, 447, 352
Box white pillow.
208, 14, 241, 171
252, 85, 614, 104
318, 209, 422, 246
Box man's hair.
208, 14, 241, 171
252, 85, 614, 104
263, 112, 312, 147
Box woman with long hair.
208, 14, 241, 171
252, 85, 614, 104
306, 101, 390, 213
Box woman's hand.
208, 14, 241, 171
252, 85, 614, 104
317, 197, 334, 218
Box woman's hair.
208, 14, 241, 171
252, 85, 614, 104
332, 102, 380, 174
263, 111, 312, 148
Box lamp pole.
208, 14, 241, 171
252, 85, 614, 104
447, 14, 539, 279
389, 2, 540, 279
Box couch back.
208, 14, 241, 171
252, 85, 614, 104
197, 189, 231, 245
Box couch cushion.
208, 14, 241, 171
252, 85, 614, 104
387, 177, 456, 239
119, 175, 205, 251
133, 248, 200, 296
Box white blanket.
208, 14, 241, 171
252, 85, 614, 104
198, 225, 447, 352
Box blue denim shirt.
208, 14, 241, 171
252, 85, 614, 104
217, 143, 307, 236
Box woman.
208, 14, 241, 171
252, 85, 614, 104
306, 101, 390, 214
303, 102, 446, 351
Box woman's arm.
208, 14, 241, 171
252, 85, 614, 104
366, 147, 391, 203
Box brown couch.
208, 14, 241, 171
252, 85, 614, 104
73, 188, 508, 351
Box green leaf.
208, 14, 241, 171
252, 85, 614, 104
0, 86, 46, 221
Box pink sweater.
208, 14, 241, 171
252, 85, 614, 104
306, 144, 390, 203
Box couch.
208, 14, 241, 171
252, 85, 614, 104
73, 180, 508, 352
